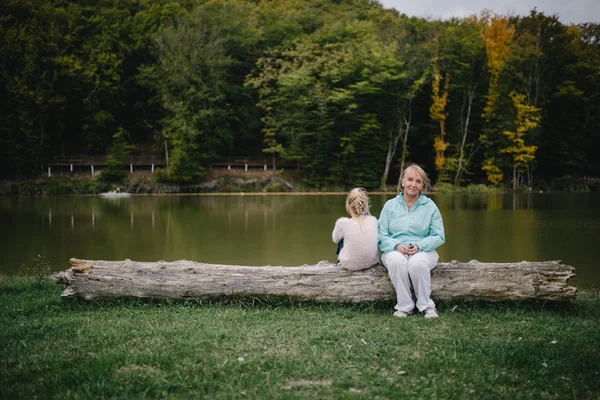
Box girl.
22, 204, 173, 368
332, 188, 379, 271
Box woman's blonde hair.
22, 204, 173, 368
401, 164, 431, 192
346, 187, 371, 232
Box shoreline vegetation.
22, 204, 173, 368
1, 276, 598, 399
0, 170, 594, 196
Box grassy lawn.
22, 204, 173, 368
1, 277, 599, 399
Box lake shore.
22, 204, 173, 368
1, 276, 599, 399
2, 169, 590, 196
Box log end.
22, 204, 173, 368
52, 271, 72, 284
61, 285, 76, 297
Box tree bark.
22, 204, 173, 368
455, 84, 475, 185
381, 129, 400, 191
52, 259, 576, 303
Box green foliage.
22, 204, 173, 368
264, 182, 288, 193
435, 182, 503, 193
1, 1, 599, 189
152, 168, 170, 184
540, 175, 590, 192
248, 17, 404, 188
0, 179, 110, 196
101, 128, 135, 183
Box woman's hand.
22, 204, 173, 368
396, 244, 409, 255
406, 244, 419, 255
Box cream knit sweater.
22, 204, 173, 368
331, 215, 379, 271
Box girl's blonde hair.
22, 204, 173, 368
401, 164, 431, 192
346, 188, 371, 232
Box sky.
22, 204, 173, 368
378, 0, 600, 24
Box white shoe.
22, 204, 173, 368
424, 307, 438, 319
393, 310, 411, 318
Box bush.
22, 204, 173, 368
72, 179, 110, 194
0, 178, 112, 196
265, 183, 286, 192
42, 179, 64, 195
101, 128, 134, 183
434, 183, 503, 193
541, 176, 589, 192
18, 254, 52, 288
152, 168, 171, 184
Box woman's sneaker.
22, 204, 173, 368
424, 307, 438, 319
393, 310, 412, 318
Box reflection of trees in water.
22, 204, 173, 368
7, 196, 302, 231
174, 195, 333, 219
432, 193, 547, 212
189, 194, 344, 216
374, 193, 537, 213
192, 195, 297, 215
3, 193, 585, 235
436, 193, 540, 266
2, 194, 381, 230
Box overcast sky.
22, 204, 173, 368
378, 0, 600, 24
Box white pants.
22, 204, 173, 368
381, 250, 439, 313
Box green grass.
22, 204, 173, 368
1, 277, 599, 399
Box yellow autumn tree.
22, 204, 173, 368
473, 11, 515, 185
429, 58, 450, 173
478, 11, 514, 120
481, 157, 504, 185
501, 91, 541, 190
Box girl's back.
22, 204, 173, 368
332, 215, 378, 271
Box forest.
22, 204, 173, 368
1, 0, 599, 189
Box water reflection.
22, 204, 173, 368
1, 193, 599, 289
434, 193, 536, 211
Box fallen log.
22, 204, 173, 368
52, 258, 576, 302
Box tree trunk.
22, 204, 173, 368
396, 114, 411, 193
380, 130, 400, 190
455, 85, 475, 185
53, 259, 576, 303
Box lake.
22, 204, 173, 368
1, 192, 598, 289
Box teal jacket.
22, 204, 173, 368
378, 193, 445, 254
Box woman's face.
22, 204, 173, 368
402, 169, 423, 197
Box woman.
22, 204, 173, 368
332, 188, 378, 271
378, 165, 445, 319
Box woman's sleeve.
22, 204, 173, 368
332, 218, 345, 243
378, 203, 397, 253
415, 208, 445, 252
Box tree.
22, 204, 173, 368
141, 1, 261, 183
101, 127, 135, 183
248, 17, 404, 188
501, 92, 541, 190
150, 21, 231, 182
384, 70, 428, 192
0, 0, 65, 177
477, 11, 515, 184
377, 16, 431, 191
440, 18, 488, 185
429, 58, 450, 176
